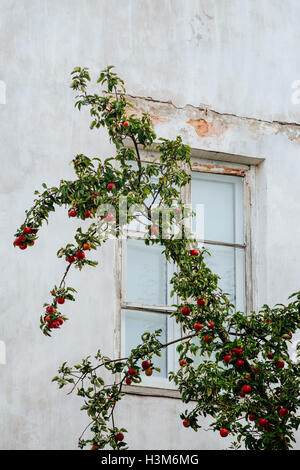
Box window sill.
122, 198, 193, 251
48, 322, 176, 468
122, 384, 182, 399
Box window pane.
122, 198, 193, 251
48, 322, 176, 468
204, 244, 245, 312
126, 239, 168, 305
122, 309, 168, 378
191, 172, 244, 244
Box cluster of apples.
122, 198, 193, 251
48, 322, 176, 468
181, 296, 216, 344
13, 226, 38, 250
44, 305, 65, 329
67, 181, 116, 222
125, 360, 153, 385
65, 242, 92, 264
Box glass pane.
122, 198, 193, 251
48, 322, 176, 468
191, 172, 244, 244
126, 239, 168, 305
123, 309, 168, 378
204, 244, 245, 312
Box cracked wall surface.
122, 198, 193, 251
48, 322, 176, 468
0, 0, 300, 450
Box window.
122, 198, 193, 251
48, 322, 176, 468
121, 238, 180, 388
191, 171, 246, 312
119, 157, 249, 391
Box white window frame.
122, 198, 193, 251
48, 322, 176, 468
114, 151, 255, 396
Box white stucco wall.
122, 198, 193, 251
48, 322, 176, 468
0, 0, 300, 449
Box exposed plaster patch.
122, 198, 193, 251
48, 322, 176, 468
126, 95, 300, 145
187, 119, 227, 137
126, 94, 300, 129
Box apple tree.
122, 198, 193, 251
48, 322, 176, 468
14, 66, 300, 451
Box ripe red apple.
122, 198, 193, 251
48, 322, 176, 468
233, 347, 243, 356
241, 385, 251, 395
23, 227, 32, 234
181, 306, 191, 316
275, 361, 285, 369
179, 359, 187, 367
46, 306, 55, 314
235, 359, 244, 368
248, 414, 257, 421
142, 360, 151, 370
204, 335, 213, 343
189, 249, 199, 256
57, 318, 64, 325
145, 368, 153, 376
279, 408, 288, 417
57, 297, 65, 305
66, 255, 76, 263
76, 250, 85, 260
116, 433, 124, 441
208, 321, 215, 329
223, 354, 232, 364
220, 428, 229, 437
182, 419, 190, 428
68, 209, 77, 217
45, 316, 51, 322
258, 418, 268, 428
125, 377, 132, 385
85, 210, 91, 218
123, 121, 129, 127
13, 237, 21, 246
193, 323, 203, 331
19, 244, 27, 250
128, 368, 137, 376
267, 353, 273, 359
107, 182, 115, 191
197, 298, 206, 306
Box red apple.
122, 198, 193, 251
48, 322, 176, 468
275, 361, 285, 369
197, 298, 206, 306
23, 227, 32, 234
142, 360, 151, 370
223, 354, 232, 364
68, 209, 77, 217
85, 210, 91, 218
235, 359, 244, 368
204, 335, 213, 343
181, 306, 191, 316
279, 408, 288, 417
248, 414, 257, 421
189, 249, 199, 256
57, 297, 65, 305
258, 418, 268, 428
179, 359, 187, 367
116, 433, 124, 441
208, 321, 215, 329
107, 183, 115, 191
76, 250, 85, 260
128, 368, 137, 376
193, 323, 203, 331
183, 419, 190, 428
241, 385, 251, 395
46, 306, 55, 314
220, 428, 229, 437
